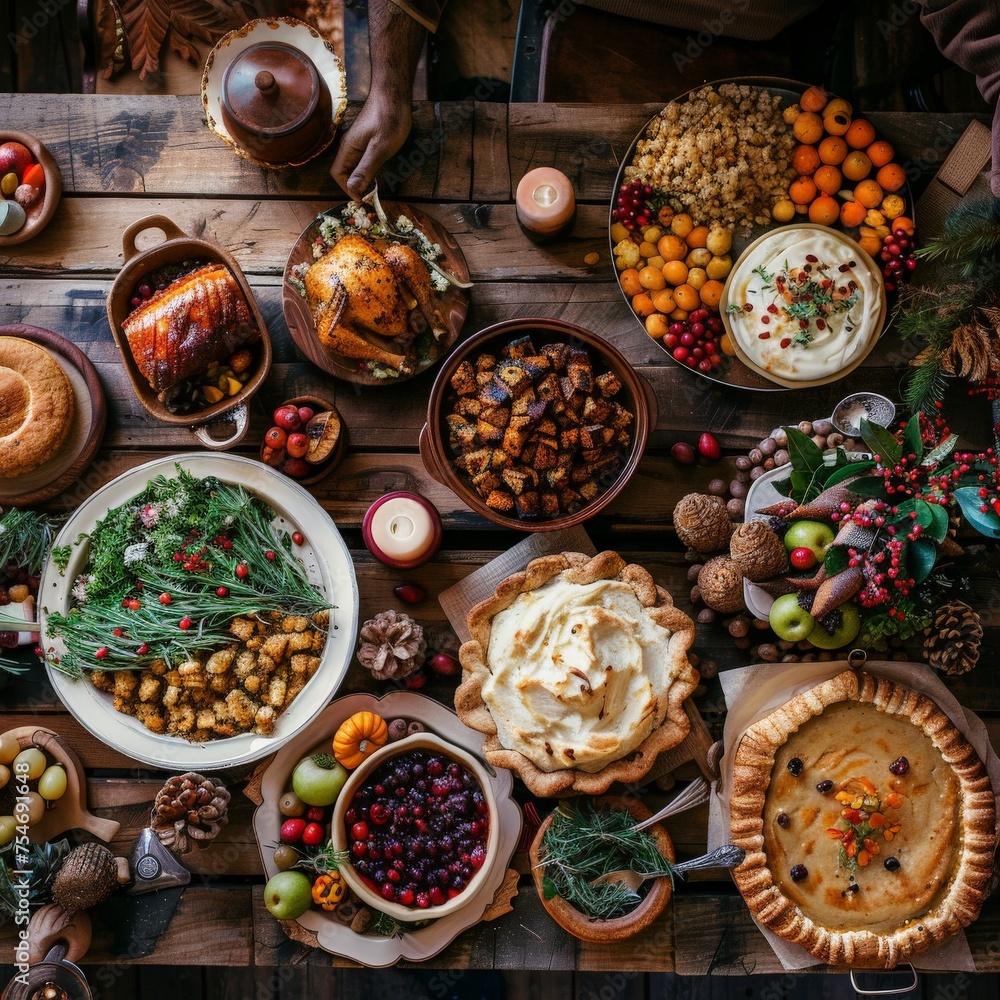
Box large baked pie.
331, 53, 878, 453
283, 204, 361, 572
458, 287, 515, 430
455, 550, 698, 796
730, 669, 997, 968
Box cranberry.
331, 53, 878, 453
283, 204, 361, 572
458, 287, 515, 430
789, 864, 808, 882
216, 586, 228, 597
393, 583, 425, 604
273, 405, 302, 432
787, 757, 803, 776
158, 592, 172, 605
398, 889, 415, 906
352, 821, 369, 841
301, 822, 324, 846
698, 432, 721, 461
671, 442, 696, 464
403, 671, 428, 690
889, 756, 909, 775
292, 531, 305, 545
235, 563, 249, 579
430, 652, 460, 676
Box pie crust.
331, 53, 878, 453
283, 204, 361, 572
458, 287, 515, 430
455, 550, 698, 796
730, 669, 997, 968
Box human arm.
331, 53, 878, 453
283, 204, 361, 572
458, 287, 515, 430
329, 0, 429, 200
920, 0, 1000, 197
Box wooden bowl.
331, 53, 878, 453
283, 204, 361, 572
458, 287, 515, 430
529, 796, 674, 943
5, 726, 120, 844
258, 393, 347, 485
330, 732, 499, 922
106, 215, 272, 436
419, 319, 655, 531
0, 131, 61, 246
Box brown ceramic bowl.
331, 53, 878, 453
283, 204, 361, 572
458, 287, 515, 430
107, 215, 272, 435
259, 393, 347, 485
0, 131, 61, 246
529, 796, 674, 943
419, 319, 655, 531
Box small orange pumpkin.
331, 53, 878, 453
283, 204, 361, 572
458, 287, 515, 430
333, 711, 388, 769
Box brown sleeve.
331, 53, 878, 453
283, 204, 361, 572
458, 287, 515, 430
388, 0, 446, 32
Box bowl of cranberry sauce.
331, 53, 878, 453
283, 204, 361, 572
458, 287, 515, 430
331, 733, 498, 921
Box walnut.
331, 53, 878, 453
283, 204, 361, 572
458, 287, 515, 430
697, 556, 746, 613
673, 493, 732, 554
730, 521, 787, 581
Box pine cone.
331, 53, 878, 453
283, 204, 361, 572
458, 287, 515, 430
357, 609, 427, 681
151, 772, 231, 854
923, 601, 983, 676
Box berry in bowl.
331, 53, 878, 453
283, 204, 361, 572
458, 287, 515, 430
330, 732, 498, 921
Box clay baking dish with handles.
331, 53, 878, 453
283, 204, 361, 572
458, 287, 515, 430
107, 215, 273, 449
419, 318, 656, 531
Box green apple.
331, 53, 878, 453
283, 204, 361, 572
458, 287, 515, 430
768, 593, 816, 642
808, 604, 862, 650
292, 754, 348, 807
263, 870, 313, 920
783, 520, 835, 560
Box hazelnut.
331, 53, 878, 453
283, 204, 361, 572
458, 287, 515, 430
735, 456, 752, 472
699, 659, 718, 679
813, 419, 834, 436
696, 608, 717, 624
826, 433, 845, 448
757, 643, 779, 662
728, 617, 750, 638
690, 585, 702, 604
759, 438, 777, 456
730, 521, 787, 581
697, 556, 746, 614
687, 563, 703, 582
772, 429, 788, 447
748, 448, 764, 465
708, 478, 727, 496
749, 466, 765, 481
727, 498, 745, 518
774, 449, 789, 466
729, 480, 747, 499
673, 493, 732, 554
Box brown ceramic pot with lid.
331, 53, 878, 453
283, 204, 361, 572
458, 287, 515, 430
220, 41, 333, 166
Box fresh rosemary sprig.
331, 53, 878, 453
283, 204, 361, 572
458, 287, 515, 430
538, 799, 672, 920
0, 509, 63, 576
368, 909, 417, 938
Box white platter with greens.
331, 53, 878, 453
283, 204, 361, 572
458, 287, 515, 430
38, 454, 359, 770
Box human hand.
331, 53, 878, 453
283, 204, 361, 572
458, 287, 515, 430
330, 95, 413, 202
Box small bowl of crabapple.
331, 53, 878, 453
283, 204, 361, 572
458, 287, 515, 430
259, 395, 346, 484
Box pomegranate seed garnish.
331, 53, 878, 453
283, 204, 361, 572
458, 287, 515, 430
805, 254, 818, 263
179, 617, 192, 630
158, 592, 171, 605
758, 331, 770, 339
760, 315, 769, 325
743, 302, 753, 312
95, 647, 108, 659
780, 338, 791, 348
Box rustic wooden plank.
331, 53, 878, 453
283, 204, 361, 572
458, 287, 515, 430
472, 102, 511, 202
138, 965, 204, 1000
204, 965, 257, 1000
504, 971, 575, 1000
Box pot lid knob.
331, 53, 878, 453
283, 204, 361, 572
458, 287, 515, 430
222, 41, 322, 135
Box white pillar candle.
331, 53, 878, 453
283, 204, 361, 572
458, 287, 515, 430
515, 167, 576, 237
362, 492, 442, 570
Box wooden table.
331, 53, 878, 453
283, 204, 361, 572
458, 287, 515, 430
1, 95, 999, 994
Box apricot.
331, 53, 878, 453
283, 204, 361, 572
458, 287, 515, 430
673, 283, 700, 312
632, 292, 656, 317
841, 150, 872, 182
840, 201, 867, 227
791, 144, 822, 175
651, 288, 676, 313
645, 313, 670, 338
662, 259, 689, 286
800, 86, 828, 113
824, 98, 852, 118
706, 255, 732, 280
813, 165, 843, 195
818, 136, 848, 165
686, 225, 709, 248
854, 179, 884, 208
670, 307, 690, 321
638, 240, 658, 258
793, 112, 824, 144
657, 234, 687, 261
705, 225, 732, 256
788, 176, 818, 204
670, 213, 694, 238
823, 111, 851, 137
891, 215, 915, 235
638, 265, 666, 290
700, 280, 725, 309
808, 194, 840, 226
876, 163, 906, 192
866, 140, 894, 167
719, 333, 736, 356
846, 119, 876, 149
771, 199, 796, 222
620, 268, 642, 297
858, 233, 882, 257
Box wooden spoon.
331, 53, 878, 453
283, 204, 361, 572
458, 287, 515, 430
9, 726, 120, 844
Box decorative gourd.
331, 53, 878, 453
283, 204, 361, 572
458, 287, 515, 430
311, 873, 344, 909
333, 712, 389, 769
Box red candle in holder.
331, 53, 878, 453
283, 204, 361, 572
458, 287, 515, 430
516, 167, 576, 241
362, 492, 442, 570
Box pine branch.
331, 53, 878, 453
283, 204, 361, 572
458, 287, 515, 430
915, 198, 1000, 278
903, 347, 950, 415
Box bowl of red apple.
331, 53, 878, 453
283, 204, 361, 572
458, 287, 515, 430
259, 395, 346, 484
330, 732, 499, 921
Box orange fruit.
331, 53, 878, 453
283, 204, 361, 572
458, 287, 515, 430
799, 86, 828, 113
771, 199, 796, 222
645, 313, 670, 338
858, 234, 881, 257
840, 200, 867, 227
632, 292, 656, 317
788, 175, 818, 204
866, 140, 894, 167
875, 163, 906, 192
686, 225, 709, 248
638, 265, 666, 290
793, 112, 824, 144
670, 213, 694, 238
808, 194, 840, 226
620, 268, 642, 297
662, 259, 689, 286
700, 279, 724, 309
673, 283, 700, 312
791, 145, 821, 175
854, 179, 884, 208
823, 111, 851, 136
891, 215, 915, 235
841, 150, 872, 182
794, 202, 810, 215
846, 119, 876, 149
670, 308, 689, 322
720, 333, 736, 356
813, 165, 843, 195
818, 136, 848, 165
651, 288, 676, 313
657, 234, 687, 261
